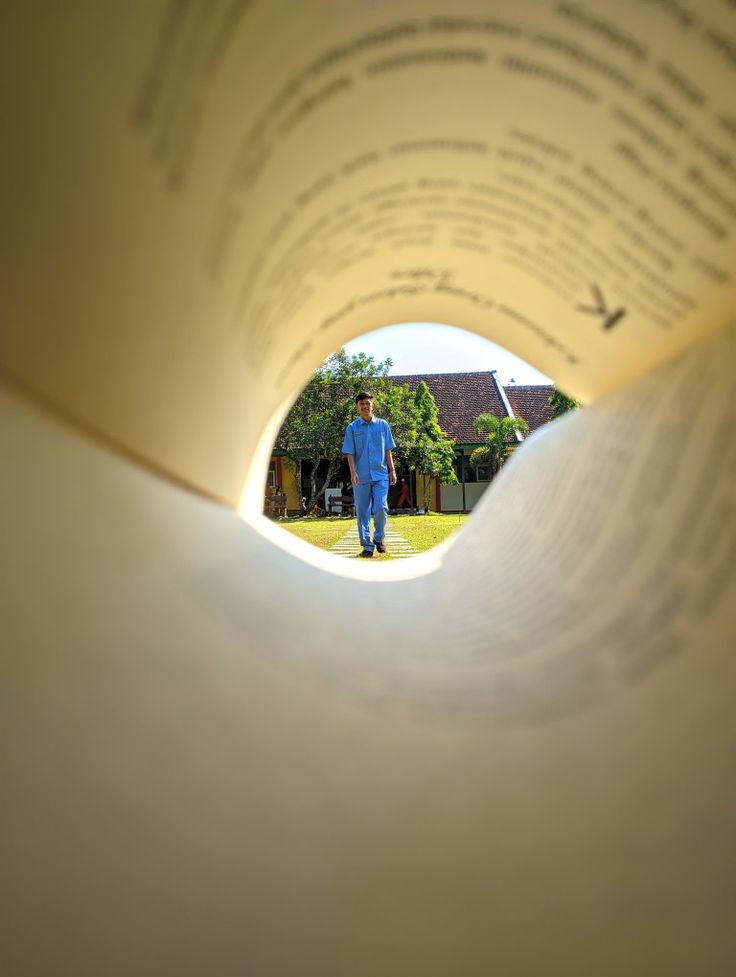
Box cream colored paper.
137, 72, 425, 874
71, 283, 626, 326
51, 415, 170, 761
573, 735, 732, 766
1, 3, 735, 975
3, 329, 734, 976
1, 0, 735, 499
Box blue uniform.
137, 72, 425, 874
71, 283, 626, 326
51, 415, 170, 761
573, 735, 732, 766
342, 416, 396, 553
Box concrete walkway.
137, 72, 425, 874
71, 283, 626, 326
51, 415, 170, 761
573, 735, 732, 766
330, 524, 419, 559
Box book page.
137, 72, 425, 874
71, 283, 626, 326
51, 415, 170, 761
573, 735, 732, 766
1, 4, 735, 972
1, 0, 735, 501
2, 326, 734, 976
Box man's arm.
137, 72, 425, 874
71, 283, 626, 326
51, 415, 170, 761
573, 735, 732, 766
346, 454, 359, 485
341, 425, 359, 485
384, 421, 397, 485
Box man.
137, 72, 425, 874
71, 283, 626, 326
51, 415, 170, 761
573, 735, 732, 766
342, 392, 397, 558
396, 477, 412, 508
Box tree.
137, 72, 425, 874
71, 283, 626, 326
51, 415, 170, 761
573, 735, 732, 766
403, 381, 457, 510
275, 348, 411, 513
469, 414, 530, 478
275, 368, 336, 514
373, 379, 417, 457
275, 353, 457, 514
548, 388, 581, 419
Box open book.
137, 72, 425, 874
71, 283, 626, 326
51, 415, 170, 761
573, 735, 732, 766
1, 2, 734, 974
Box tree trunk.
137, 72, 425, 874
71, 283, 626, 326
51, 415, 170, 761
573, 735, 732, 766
305, 458, 340, 513
422, 473, 432, 512
306, 457, 321, 512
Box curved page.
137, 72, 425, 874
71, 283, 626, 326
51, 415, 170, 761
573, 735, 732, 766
2, 328, 735, 976
1, 3, 735, 975
0, 0, 735, 498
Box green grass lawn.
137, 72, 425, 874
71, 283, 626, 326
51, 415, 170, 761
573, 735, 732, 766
277, 512, 469, 554
389, 512, 469, 551
277, 516, 352, 550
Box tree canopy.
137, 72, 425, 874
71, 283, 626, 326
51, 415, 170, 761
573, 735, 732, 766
548, 388, 582, 418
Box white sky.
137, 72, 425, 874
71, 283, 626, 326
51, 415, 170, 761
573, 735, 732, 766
343, 322, 553, 386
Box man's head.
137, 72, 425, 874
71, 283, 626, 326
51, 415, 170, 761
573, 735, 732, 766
355, 391, 374, 421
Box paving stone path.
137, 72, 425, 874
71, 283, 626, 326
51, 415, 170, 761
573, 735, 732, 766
330, 524, 419, 559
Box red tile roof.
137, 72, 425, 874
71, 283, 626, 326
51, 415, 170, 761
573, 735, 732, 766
503, 385, 555, 431
390, 372, 554, 442
391, 372, 503, 442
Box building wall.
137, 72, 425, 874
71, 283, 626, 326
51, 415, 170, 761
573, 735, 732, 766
413, 469, 492, 513
273, 456, 491, 515
437, 447, 495, 512
276, 457, 302, 513
440, 481, 489, 512
415, 473, 439, 512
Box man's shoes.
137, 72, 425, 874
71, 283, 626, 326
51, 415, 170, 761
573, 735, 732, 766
375, 541, 387, 554
359, 549, 374, 559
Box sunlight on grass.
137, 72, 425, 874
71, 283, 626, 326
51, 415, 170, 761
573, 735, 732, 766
278, 517, 353, 551
278, 512, 470, 557
389, 513, 469, 551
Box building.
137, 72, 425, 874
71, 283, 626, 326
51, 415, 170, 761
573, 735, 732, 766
391, 371, 554, 512
268, 371, 554, 514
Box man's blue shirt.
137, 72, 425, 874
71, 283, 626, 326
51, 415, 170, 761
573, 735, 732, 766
342, 416, 396, 483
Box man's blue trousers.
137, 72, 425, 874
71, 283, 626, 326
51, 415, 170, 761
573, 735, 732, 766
353, 479, 389, 552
